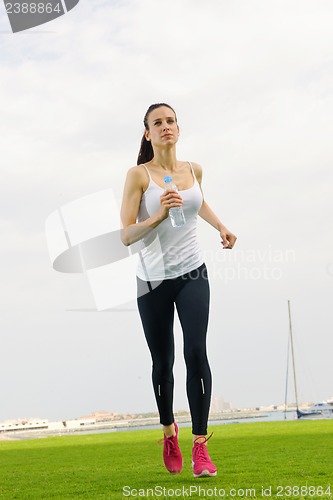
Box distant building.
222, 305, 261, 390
210, 396, 232, 412
0, 418, 48, 432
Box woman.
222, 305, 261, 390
120, 103, 237, 477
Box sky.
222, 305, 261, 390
0, 0, 332, 422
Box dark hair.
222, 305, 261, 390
137, 103, 177, 165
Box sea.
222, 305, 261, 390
113, 410, 297, 433
2, 411, 298, 440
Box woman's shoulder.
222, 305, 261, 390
188, 161, 203, 182
127, 164, 145, 174
126, 164, 148, 179
125, 165, 149, 190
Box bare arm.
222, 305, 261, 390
120, 166, 183, 246
193, 162, 237, 249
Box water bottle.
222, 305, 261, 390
164, 176, 186, 227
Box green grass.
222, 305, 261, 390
0, 421, 332, 499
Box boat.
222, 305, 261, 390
285, 300, 332, 420
296, 399, 333, 419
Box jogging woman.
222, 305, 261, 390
120, 103, 237, 477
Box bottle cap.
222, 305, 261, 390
164, 176, 172, 183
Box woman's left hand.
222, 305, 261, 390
220, 226, 237, 249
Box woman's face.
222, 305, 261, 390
145, 106, 179, 148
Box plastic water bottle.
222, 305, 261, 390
164, 176, 186, 227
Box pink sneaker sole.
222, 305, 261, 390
192, 432, 217, 478
192, 463, 217, 478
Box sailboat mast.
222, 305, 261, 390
288, 300, 299, 411
284, 332, 290, 420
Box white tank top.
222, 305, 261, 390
136, 162, 204, 281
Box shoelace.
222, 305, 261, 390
157, 434, 178, 456
193, 432, 213, 462
164, 435, 178, 456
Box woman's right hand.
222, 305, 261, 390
158, 189, 183, 220
120, 167, 184, 246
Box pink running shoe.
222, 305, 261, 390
192, 433, 217, 478
163, 423, 183, 474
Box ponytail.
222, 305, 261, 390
136, 102, 177, 166
137, 135, 154, 165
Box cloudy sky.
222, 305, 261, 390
1, 0, 332, 422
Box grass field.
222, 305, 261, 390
0, 420, 332, 499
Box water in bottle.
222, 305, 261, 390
164, 176, 186, 227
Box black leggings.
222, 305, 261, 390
137, 263, 212, 435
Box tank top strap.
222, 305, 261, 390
140, 163, 152, 182
188, 161, 196, 181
